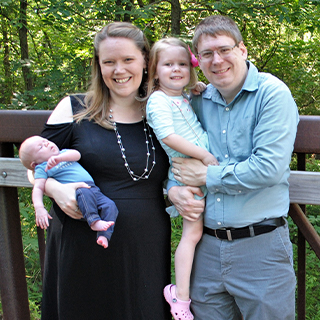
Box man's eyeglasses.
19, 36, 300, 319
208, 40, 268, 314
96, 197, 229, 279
198, 44, 238, 62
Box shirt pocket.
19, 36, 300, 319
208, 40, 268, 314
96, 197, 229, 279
230, 115, 255, 161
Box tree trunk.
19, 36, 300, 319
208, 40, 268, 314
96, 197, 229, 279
1, 15, 12, 104
171, 0, 181, 35
19, 0, 33, 92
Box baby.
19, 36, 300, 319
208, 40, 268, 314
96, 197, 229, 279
19, 135, 118, 248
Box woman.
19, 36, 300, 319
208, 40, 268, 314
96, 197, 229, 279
40, 22, 171, 320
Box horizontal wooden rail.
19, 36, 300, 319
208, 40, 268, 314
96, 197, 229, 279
0, 158, 32, 187
289, 171, 320, 205
0, 110, 51, 143
294, 115, 320, 154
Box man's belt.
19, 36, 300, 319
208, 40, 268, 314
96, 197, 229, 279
203, 217, 285, 241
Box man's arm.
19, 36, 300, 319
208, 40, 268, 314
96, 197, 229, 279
180, 80, 299, 195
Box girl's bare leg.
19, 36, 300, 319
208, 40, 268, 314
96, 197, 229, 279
175, 216, 203, 301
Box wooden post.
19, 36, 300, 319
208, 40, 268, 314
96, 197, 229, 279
297, 153, 306, 320
0, 142, 30, 320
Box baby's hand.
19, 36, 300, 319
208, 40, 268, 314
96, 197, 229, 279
35, 207, 53, 229
202, 153, 219, 166
191, 81, 207, 96
46, 155, 61, 171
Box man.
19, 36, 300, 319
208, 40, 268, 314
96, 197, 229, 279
168, 15, 299, 320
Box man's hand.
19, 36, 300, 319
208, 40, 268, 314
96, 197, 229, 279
171, 157, 208, 186
168, 185, 205, 221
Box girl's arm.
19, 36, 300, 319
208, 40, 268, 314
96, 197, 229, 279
162, 133, 218, 166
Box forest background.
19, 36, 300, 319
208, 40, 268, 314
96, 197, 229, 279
1, 0, 320, 319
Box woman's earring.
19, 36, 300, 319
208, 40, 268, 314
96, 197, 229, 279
144, 69, 148, 74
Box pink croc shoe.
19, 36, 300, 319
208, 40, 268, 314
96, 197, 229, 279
163, 284, 194, 320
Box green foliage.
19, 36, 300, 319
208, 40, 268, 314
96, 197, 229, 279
16, 188, 51, 320
1, 0, 320, 111
170, 215, 184, 282
289, 205, 320, 320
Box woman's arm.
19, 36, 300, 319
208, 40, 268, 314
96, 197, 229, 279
45, 178, 88, 219
47, 96, 73, 124
43, 96, 89, 219
28, 168, 87, 219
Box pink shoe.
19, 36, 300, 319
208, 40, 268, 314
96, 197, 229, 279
163, 284, 194, 320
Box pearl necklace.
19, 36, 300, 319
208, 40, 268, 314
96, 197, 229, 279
109, 109, 156, 181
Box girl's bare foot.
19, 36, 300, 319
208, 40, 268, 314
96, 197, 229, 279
97, 236, 109, 248
91, 220, 114, 231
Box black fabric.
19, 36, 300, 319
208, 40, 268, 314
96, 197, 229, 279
40, 95, 172, 320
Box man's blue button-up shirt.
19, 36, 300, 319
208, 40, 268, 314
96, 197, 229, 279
174, 61, 299, 229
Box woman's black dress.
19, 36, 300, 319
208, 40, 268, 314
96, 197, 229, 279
41, 95, 172, 320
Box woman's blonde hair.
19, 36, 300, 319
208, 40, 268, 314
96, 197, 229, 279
146, 37, 198, 99
74, 22, 150, 129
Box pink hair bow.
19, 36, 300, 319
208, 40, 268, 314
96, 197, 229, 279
188, 46, 199, 68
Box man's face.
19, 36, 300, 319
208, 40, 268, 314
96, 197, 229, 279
197, 34, 248, 103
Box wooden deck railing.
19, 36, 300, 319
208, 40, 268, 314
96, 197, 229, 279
0, 111, 320, 320
0, 110, 50, 320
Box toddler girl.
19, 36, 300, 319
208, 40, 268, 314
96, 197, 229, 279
146, 37, 218, 320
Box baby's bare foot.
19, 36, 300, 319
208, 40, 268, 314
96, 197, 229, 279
91, 220, 114, 231
97, 236, 109, 248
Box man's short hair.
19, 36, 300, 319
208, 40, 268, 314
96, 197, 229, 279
192, 15, 243, 54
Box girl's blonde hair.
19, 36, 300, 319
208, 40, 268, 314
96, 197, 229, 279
74, 22, 150, 129
146, 37, 198, 99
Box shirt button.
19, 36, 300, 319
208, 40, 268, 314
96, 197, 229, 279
225, 107, 230, 111
217, 222, 222, 225
225, 154, 228, 158
222, 130, 226, 134
215, 188, 219, 192
217, 198, 221, 202
238, 190, 242, 193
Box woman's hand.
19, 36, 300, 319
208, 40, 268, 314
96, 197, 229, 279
171, 157, 208, 186
45, 178, 90, 219
168, 185, 205, 222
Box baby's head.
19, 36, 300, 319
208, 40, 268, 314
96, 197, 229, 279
147, 37, 198, 97
19, 136, 60, 170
